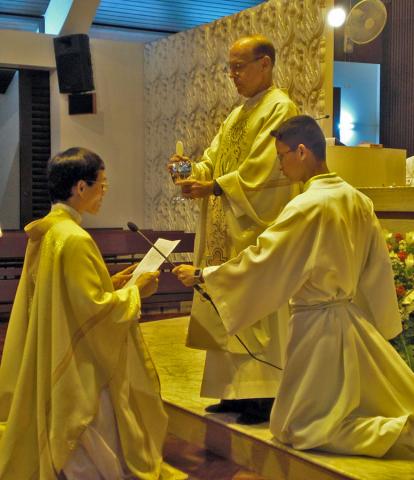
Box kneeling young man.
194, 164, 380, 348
0, 148, 177, 479
174, 116, 414, 458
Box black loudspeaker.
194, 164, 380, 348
53, 34, 94, 94
68, 92, 96, 115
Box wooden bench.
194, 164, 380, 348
0, 228, 195, 320
0, 231, 28, 319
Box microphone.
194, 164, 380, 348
314, 114, 330, 121
127, 221, 176, 269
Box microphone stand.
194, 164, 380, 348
314, 114, 330, 121
127, 222, 282, 371
127, 222, 212, 302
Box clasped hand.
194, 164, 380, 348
111, 264, 160, 298
176, 179, 214, 199
111, 264, 137, 289
135, 271, 160, 298
172, 264, 197, 287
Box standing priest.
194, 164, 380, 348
174, 116, 414, 458
169, 34, 298, 424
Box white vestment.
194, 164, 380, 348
188, 86, 298, 398
63, 388, 134, 479
203, 174, 414, 457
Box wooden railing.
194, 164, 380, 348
0, 228, 195, 319
358, 186, 414, 233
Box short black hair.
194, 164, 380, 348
252, 37, 276, 66
271, 115, 326, 160
48, 147, 105, 203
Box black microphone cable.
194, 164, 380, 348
196, 286, 283, 371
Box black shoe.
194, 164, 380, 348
236, 411, 269, 425
205, 399, 247, 414
235, 398, 274, 425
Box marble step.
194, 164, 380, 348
163, 433, 266, 479
164, 401, 350, 480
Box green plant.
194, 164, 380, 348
385, 231, 414, 370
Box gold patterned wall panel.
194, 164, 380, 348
144, 0, 333, 231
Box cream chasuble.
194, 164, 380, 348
203, 175, 414, 457
188, 86, 298, 398
0, 208, 168, 479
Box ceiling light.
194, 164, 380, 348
327, 7, 347, 28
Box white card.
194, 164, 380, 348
125, 238, 181, 288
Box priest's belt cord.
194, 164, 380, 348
194, 285, 283, 371
290, 298, 353, 313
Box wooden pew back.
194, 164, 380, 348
0, 228, 195, 318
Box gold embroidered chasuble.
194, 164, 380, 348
0, 208, 167, 479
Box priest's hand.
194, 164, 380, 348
172, 264, 197, 287
176, 179, 214, 199
111, 263, 137, 289
136, 271, 160, 298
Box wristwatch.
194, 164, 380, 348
194, 268, 204, 284
213, 180, 223, 196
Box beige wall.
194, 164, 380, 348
50, 39, 146, 228
0, 71, 20, 229
0, 30, 55, 69
0, 30, 146, 229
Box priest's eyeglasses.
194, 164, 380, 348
225, 56, 265, 75
86, 180, 110, 192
